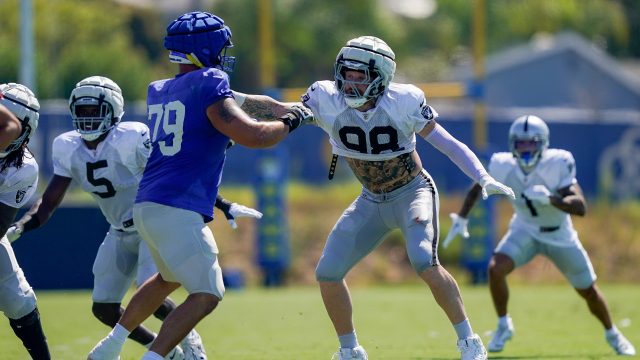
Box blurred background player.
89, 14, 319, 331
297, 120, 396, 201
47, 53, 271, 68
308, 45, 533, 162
88, 11, 311, 360
301, 36, 515, 360
0, 83, 50, 359
7, 76, 262, 359
443, 115, 636, 356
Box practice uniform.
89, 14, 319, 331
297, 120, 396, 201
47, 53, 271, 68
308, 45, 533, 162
52, 122, 156, 302
135, 67, 232, 298
488, 149, 596, 288
0, 151, 38, 319
303, 80, 441, 279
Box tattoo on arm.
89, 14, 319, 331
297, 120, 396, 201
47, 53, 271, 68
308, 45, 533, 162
241, 95, 292, 121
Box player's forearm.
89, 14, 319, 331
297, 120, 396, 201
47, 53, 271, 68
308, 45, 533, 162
14, 198, 43, 233
549, 195, 586, 216
459, 183, 483, 218
239, 93, 295, 121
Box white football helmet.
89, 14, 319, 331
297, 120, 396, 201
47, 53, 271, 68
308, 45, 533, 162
334, 36, 396, 108
509, 115, 549, 172
0, 83, 39, 158
69, 76, 124, 141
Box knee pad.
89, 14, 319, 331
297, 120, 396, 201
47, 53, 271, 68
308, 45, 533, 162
91, 302, 122, 327
153, 298, 176, 320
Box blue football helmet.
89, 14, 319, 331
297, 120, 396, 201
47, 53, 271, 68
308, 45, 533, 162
0, 83, 39, 158
164, 11, 235, 72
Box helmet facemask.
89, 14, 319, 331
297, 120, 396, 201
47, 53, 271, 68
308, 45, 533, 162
69, 76, 124, 142
335, 60, 385, 108
70, 95, 116, 141
334, 36, 396, 109
508, 115, 549, 173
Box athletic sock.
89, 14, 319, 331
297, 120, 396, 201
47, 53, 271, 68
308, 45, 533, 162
111, 323, 131, 344
453, 318, 473, 340
498, 315, 511, 328
606, 325, 619, 337
338, 330, 359, 349
9, 308, 51, 360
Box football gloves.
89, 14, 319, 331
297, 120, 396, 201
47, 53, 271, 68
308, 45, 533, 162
5, 224, 23, 243
523, 184, 552, 205
223, 203, 263, 230
442, 213, 469, 249
480, 176, 516, 200
279, 104, 314, 132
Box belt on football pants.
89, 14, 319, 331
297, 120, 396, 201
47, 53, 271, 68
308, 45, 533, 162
114, 219, 134, 233
539, 226, 560, 232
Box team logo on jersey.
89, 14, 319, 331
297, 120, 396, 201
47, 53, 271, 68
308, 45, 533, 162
420, 103, 436, 120
15, 189, 27, 204
301, 93, 310, 103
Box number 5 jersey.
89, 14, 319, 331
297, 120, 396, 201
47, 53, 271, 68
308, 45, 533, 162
52, 122, 150, 229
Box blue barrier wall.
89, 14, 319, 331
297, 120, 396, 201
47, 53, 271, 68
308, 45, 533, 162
12, 207, 107, 290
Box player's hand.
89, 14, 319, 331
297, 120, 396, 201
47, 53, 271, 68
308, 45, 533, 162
279, 105, 314, 132
5, 224, 23, 243
223, 203, 263, 230
480, 176, 516, 200
523, 184, 551, 205
442, 213, 469, 249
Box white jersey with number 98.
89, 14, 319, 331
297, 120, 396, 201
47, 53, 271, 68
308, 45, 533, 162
302, 80, 437, 161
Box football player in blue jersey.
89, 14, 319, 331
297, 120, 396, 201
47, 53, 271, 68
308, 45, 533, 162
88, 11, 311, 360
7, 76, 263, 360
0, 84, 51, 359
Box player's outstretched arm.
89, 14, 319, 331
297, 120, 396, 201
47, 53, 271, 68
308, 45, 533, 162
7, 175, 72, 242
0, 104, 22, 152
420, 121, 515, 200
232, 91, 309, 122
442, 183, 482, 249
214, 194, 263, 230
207, 98, 310, 148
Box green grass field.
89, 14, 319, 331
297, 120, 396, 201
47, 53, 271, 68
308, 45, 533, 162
1, 284, 638, 359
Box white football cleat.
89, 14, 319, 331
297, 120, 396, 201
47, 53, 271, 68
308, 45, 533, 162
457, 334, 488, 360
606, 331, 636, 356
87, 336, 123, 360
331, 345, 368, 360
181, 329, 207, 360
165, 345, 185, 360
487, 317, 514, 352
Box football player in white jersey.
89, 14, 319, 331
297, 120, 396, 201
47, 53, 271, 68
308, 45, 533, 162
7, 76, 262, 360
0, 83, 51, 359
443, 115, 636, 356
300, 36, 515, 360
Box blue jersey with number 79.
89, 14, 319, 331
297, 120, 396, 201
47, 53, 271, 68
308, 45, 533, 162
135, 67, 233, 221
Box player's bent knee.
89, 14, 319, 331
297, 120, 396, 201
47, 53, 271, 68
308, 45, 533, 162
0, 287, 37, 320
315, 261, 346, 282
91, 302, 122, 326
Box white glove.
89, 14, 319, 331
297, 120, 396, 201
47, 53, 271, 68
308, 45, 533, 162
442, 213, 469, 249
523, 184, 551, 205
5, 224, 23, 243
480, 176, 516, 200
226, 203, 263, 230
